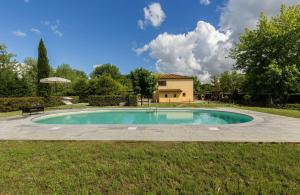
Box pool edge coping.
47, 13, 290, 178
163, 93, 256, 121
29, 107, 261, 128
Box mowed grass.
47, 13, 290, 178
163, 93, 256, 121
0, 141, 299, 194
235, 106, 300, 119
148, 102, 300, 119
0, 110, 22, 118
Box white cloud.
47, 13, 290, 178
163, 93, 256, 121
50, 20, 63, 37
200, 0, 210, 5
31, 28, 41, 35
137, 0, 300, 82
93, 64, 102, 68
220, 0, 299, 42
137, 20, 144, 30
13, 30, 27, 37
138, 2, 166, 29
42, 20, 63, 37
136, 21, 232, 82
42, 20, 50, 26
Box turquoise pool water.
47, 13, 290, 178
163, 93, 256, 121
33, 109, 253, 125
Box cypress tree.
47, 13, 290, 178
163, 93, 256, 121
37, 39, 51, 97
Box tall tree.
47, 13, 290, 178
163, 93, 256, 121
23, 57, 38, 96
96, 75, 127, 95
230, 5, 300, 104
72, 77, 89, 99
55, 64, 87, 81
90, 64, 121, 79
192, 76, 201, 95
37, 39, 51, 97
219, 71, 245, 102
219, 71, 245, 94
129, 68, 157, 105
0, 44, 16, 68
54, 64, 87, 95
0, 44, 31, 97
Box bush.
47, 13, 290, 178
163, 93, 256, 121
88, 95, 137, 106
0, 97, 44, 112
44, 96, 79, 107
127, 95, 138, 106
243, 94, 252, 105
285, 104, 300, 110
78, 96, 89, 103
221, 95, 230, 103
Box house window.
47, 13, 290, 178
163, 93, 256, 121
174, 94, 177, 98
183, 93, 186, 97
158, 80, 167, 86
165, 94, 168, 98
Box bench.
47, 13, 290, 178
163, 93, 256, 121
22, 106, 44, 115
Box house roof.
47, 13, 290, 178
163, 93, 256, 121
158, 74, 193, 79
158, 89, 183, 92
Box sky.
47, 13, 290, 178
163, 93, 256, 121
1, 0, 299, 81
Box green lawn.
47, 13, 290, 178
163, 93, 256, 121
0, 141, 299, 194
234, 106, 300, 119
146, 102, 300, 119
0, 110, 22, 118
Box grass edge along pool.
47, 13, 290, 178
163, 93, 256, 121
32, 109, 254, 125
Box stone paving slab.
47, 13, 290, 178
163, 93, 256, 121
0, 108, 299, 142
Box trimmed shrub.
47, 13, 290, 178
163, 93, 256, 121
88, 95, 137, 106
44, 96, 79, 107
0, 97, 44, 112
0, 96, 80, 112
78, 96, 89, 103
285, 104, 300, 110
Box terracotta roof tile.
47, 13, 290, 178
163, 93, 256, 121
158, 89, 183, 92
158, 74, 193, 79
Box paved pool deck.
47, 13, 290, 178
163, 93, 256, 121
0, 108, 299, 142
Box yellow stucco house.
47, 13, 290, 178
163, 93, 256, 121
154, 74, 194, 103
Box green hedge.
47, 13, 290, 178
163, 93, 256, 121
0, 96, 80, 112
88, 95, 137, 106
44, 96, 79, 107
0, 97, 44, 112
285, 104, 300, 110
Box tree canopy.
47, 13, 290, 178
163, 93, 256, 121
192, 76, 201, 95
219, 71, 245, 95
91, 64, 121, 80
129, 68, 157, 104
0, 44, 16, 68
230, 5, 300, 104
0, 44, 32, 97
55, 64, 87, 81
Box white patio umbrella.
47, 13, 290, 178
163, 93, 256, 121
40, 77, 71, 95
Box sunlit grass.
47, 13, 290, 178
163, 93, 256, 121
0, 141, 299, 194
147, 102, 300, 118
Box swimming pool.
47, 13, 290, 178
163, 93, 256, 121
32, 109, 253, 125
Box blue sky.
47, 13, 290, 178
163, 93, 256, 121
1, 0, 298, 80
0, 0, 225, 75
